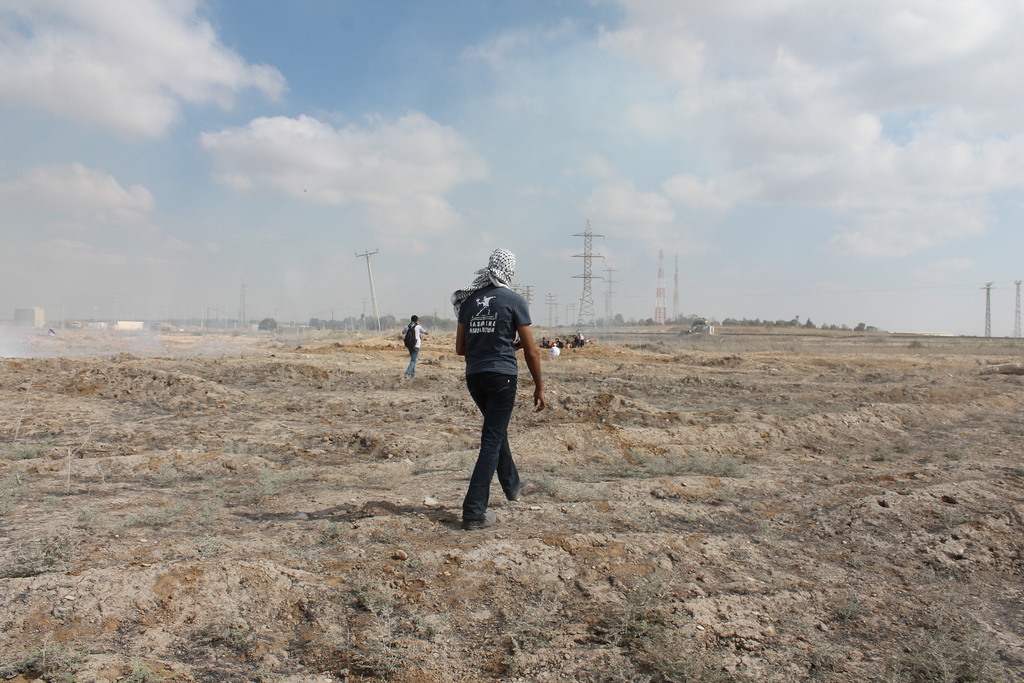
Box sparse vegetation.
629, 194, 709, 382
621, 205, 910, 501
829, 589, 869, 624
0, 641, 85, 682
1, 473, 24, 515
124, 659, 163, 682
116, 501, 191, 531
1, 331, 1022, 681
239, 466, 313, 505
3, 525, 81, 578
881, 626, 1002, 683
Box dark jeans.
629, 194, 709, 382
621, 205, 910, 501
462, 372, 521, 520
405, 346, 420, 377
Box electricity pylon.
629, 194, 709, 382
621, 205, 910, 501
573, 219, 604, 332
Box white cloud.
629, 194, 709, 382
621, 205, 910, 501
910, 258, 975, 281
581, 177, 715, 255
827, 198, 990, 258
0, 0, 286, 137
581, 178, 674, 228
598, 23, 704, 84
200, 112, 488, 235
661, 174, 732, 211
0, 162, 154, 223
462, 18, 577, 68
602, 0, 1024, 259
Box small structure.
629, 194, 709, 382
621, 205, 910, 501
14, 308, 45, 328
690, 318, 715, 335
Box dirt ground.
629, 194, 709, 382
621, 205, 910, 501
1, 328, 1022, 682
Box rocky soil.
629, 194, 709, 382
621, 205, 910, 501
1, 328, 1022, 682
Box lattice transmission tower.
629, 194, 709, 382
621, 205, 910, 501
1015, 280, 1021, 339
545, 293, 558, 328
512, 285, 534, 307
604, 264, 617, 329
654, 249, 667, 325
573, 219, 604, 332
983, 282, 994, 338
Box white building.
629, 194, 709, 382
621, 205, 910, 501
14, 308, 45, 327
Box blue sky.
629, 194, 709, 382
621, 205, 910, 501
1, 0, 1022, 335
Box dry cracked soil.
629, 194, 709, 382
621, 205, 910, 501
1, 328, 1023, 683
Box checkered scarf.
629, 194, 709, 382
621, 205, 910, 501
451, 248, 516, 316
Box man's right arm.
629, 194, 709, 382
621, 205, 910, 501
516, 323, 546, 411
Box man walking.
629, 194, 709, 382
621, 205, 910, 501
402, 315, 429, 379
452, 249, 546, 530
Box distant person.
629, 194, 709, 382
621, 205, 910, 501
452, 248, 546, 531
549, 344, 560, 357
401, 315, 429, 379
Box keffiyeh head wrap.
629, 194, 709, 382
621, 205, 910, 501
451, 248, 516, 315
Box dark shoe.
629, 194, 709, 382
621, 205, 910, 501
507, 480, 531, 502
461, 512, 497, 530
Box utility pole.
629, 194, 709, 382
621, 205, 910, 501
545, 293, 558, 329
573, 219, 604, 332
983, 282, 994, 338
239, 282, 247, 331
356, 250, 381, 332
1015, 281, 1021, 339
113, 295, 118, 331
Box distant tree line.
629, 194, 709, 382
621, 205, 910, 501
580, 314, 879, 332
720, 317, 877, 332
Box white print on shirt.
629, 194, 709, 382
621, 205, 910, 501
468, 295, 498, 334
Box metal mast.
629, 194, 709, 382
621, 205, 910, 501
512, 285, 534, 308
238, 282, 247, 330
356, 250, 381, 332
545, 293, 558, 328
604, 264, 617, 329
983, 282, 993, 338
654, 249, 667, 325
573, 219, 604, 332
1015, 280, 1021, 339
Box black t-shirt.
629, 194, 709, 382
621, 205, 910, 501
458, 285, 532, 375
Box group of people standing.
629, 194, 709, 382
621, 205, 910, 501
400, 248, 546, 531
538, 333, 586, 350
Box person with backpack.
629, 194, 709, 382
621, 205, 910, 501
401, 315, 429, 379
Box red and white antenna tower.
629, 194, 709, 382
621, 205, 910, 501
654, 249, 667, 325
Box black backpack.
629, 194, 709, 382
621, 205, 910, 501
403, 324, 417, 350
